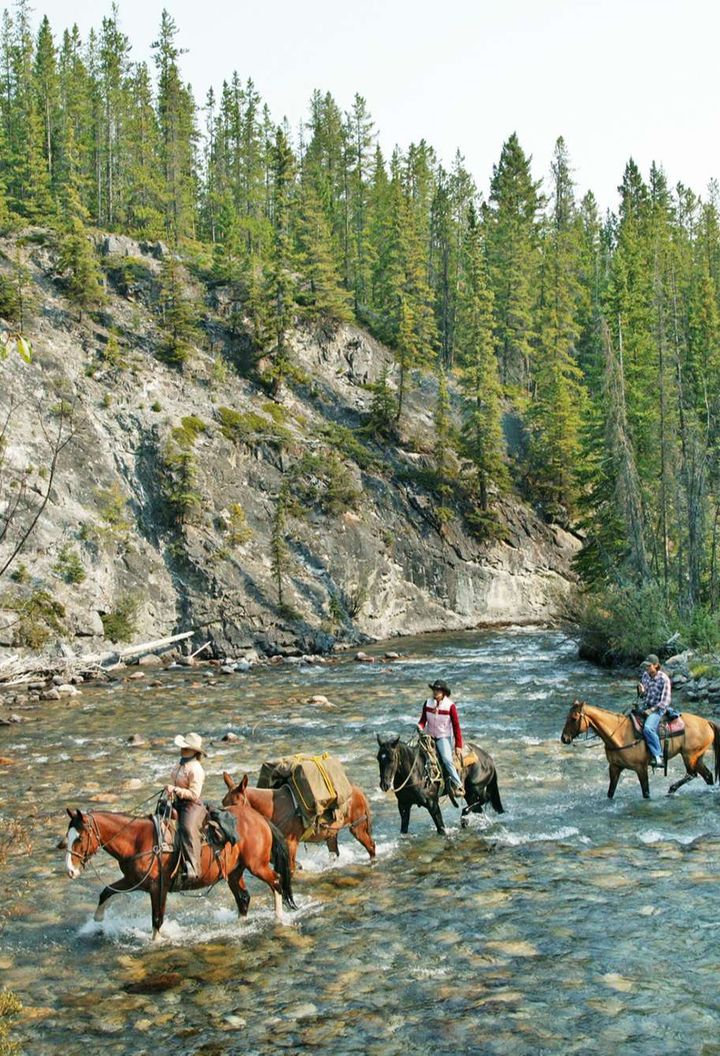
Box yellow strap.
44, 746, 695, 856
288, 753, 337, 814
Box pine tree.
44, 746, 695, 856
263, 125, 298, 391
485, 133, 541, 389
528, 137, 587, 521
57, 127, 105, 319
296, 180, 352, 320
152, 10, 196, 242
457, 204, 508, 513
157, 255, 198, 366
433, 365, 454, 514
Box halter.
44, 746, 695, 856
568, 701, 640, 750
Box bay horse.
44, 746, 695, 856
222, 773, 375, 872
376, 734, 504, 834
64, 798, 296, 939
560, 700, 720, 799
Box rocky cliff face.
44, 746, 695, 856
0, 232, 580, 660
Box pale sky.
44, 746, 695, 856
31, 0, 720, 210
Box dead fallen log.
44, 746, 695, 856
0, 629, 197, 687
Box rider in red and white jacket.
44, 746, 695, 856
418, 679, 464, 794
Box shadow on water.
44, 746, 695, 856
3, 628, 720, 1055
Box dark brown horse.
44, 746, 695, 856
376, 735, 504, 834
560, 700, 720, 799
64, 799, 295, 939
222, 773, 376, 872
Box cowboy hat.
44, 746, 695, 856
174, 732, 207, 755
428, 679, 451, 696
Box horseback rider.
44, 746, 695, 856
164, 732, 207, 879
417, 679, 464, 796
636, 654, 672, 769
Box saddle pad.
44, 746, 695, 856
455, 749, 477, 769
159, 817, 176, 854
630, 712, 685, 738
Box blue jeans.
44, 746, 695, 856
643, 710, 663, 761
435, 737, 462, 786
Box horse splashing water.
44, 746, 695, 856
376, 734, 504, 834
64, 798, 296, 939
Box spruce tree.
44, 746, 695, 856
457, 204, 508, 513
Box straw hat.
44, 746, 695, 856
174, 732, 207, 756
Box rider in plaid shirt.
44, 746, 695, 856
637, 654, 672, 768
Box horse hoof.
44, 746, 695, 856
460, 818, 469, 829
93, 910, 105, 923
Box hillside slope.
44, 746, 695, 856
0, 233, 580, 659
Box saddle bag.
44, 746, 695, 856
258, 753, 352, 826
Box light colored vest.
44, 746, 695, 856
424, 697, 455, 740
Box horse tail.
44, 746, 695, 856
268, 820, 296, 910
488, 770, 505, 814
712, 721, 720, 784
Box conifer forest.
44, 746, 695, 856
3, 3, 720, 659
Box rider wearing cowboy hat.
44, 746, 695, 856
164, 733, 207, 880
417, 679, 464, 796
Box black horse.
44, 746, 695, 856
376, 734, 504, 834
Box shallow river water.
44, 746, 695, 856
2, 629, 720, 1056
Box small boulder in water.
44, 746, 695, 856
306, 695, 336, 708
56, 684, 80, 696
40, 688, 61, 701
127, 671, 145, 681
222, 731, 240, 742
138, 654, 163, 668
384, 651, 400, 661
234, 659, 252, 672
220, 664, 235, 674
127, 734, 146, 747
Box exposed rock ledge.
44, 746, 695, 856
0, 233, 580, 662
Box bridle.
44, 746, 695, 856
379, 740, 422, 793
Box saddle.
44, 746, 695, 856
153, 802, 238, 854
418, 735, 474, 796
630, 711, 685, 739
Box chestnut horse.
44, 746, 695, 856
560, 700, 720, 799
64, 799, 295, 939
222, 773, 375, 872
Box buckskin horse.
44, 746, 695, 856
221, 773, 376, 872
560, 700, 720, 799
64, 797, 296, 939
376, 734, 504, 834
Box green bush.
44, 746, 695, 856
684, 606, 720, 653
9, 563, 30, 584
288, 451, 361, 516
314, 421, 380, 471
101, 594, 139, 643
217, 406, 291, 448
2, 589, 66, 649
171, 414, 206, 449
572, 582, 675, 665
53, 544, 86, 584
225, 503, 253, 545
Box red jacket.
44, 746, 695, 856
418, 698, 463, 749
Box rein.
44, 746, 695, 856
573, 706, 641, 751
390, 742, 423, 793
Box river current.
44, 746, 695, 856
1, 628, 719, 1055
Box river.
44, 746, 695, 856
1, 628, 719, 1055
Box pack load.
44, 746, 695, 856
258, 753, 353, 829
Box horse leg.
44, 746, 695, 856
607, 765, 622, 799
325, 832, 340, 857
427, 798, 446, 836
150, 884, 167, 940
227, 867, 250, 918
94, 876, 134, 922
348, 817, 376, 860
398, 800, 411, 834
252, 863, 286, 921
693, 757, 714, 785
668, 771, 696, 795
637, 767, 650, 799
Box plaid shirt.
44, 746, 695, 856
641, 670, 672, 714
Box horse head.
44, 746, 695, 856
222, 772, 248, 806
560, 700, 589, 744
376, 734, 401, 792
64, 807, 99, 878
